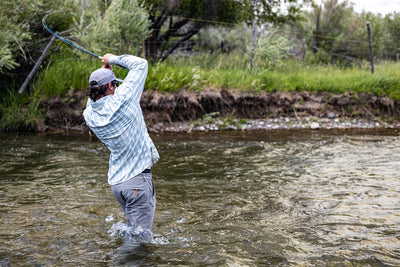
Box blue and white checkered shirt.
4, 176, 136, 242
83, 55, 159, 185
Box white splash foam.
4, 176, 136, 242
108, 222, 153, 243
105, 214, 114, 222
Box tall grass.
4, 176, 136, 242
150, 54, 400, 99
0, 88, 42, 131
33, 58, 99, 96
2, 53, 399, 131
31, 53, 400, 99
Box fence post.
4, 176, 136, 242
366, 21, 374, 74
19, 34, 57, 94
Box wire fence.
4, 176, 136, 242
143, 12, 400, 65
42, 10, 400, 69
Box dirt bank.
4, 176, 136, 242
40, 89, 400, 132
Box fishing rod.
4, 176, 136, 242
42, 14, 100, 58
42, 13, 127, 78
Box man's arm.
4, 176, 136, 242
100, 54, 148, 103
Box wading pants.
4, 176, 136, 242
111, 170, 156, 231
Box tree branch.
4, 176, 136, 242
157, 19, 190, 43
160, 26, 202, 62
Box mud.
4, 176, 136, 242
39, 89, 400, 132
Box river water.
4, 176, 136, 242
1, 129, 399, 266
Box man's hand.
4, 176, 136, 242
101, 63, 113, 70
100, 53, 114, 65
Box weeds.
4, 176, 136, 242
2, 53, 400, 131
0, 88, 43, 131
30, 53, 400, 100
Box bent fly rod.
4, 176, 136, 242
42, 14, 100, 58
19, 14, 124, 94
42, 14, 126, 76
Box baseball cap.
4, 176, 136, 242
89, 68, 124, 87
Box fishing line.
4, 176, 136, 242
42, 14, 99, 58
42, 14, 127, 78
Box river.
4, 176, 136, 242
1, 129, 399, 266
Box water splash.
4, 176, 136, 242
105, 214, 114, 222
108, 222, 153, 243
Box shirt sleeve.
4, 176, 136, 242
109, 55, 148, 103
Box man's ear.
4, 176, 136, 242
108, 82, 115, 92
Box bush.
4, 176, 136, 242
0, 88, 43, 131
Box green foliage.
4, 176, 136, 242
0, 88, 42, 131
383, 12, 400, 59
0, 0, 32, 72
143, 0, 312, 62
250, 30, 293, 68
294, 0, 386, 64
33, 57, 129, 96
198, 25, 252, 53
0, 0, 77, 73
146, 64, 206, 92
73, 0, 150, 56
93, 0, 151, 54
147, 54, 400, 99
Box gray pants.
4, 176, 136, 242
111, 170, 156, 231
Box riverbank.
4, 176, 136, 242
147, 116, 400, 133
37, 89, 400, 133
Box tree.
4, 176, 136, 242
0, 0, 77, 87
142, 0, 313, 62
0, 1, 30, 72
383, 12, 400, 60
294, 0, 385, 63
91, 0, 151, 55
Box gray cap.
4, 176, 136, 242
89, 68, 123, 88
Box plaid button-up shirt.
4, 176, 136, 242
83, 55, 159, 185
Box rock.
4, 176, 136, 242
327, 112, 335, 119
310, 122, 320, 130
380, 96, 394, 108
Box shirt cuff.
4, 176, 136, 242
108, 55, 119, 66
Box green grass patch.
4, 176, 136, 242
148, 54, 400, 99
33, 58, 101, 96
2, 53, 399, 131
30, 53, 400, 99
0, 88, 43, 131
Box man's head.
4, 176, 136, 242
86, 67, 123, 102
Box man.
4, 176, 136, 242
83, 54, 159, 236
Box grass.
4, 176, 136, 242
2, 53, 400, 131
148, 54, 400, 99
33, 57, 101, 96
0, 88, 43, 131
31, 52, 400, 99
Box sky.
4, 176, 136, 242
350, 0, 400, 15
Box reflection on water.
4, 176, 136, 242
0, 129, 400, 266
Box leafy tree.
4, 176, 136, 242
0, 1, 30, 71
383, 12, 400, 60
75, 0, 151, 56
142, 0, 313, 62
0, 0, 77, 87
295, 0, 385, 64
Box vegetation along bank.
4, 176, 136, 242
2, 0, 400, 132
21, 89, 399, 133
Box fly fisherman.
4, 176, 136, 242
83, 54, 159, 238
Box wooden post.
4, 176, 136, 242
249, 20, 257, 71
366, 21, 374, 74
19, 35, 57, 94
